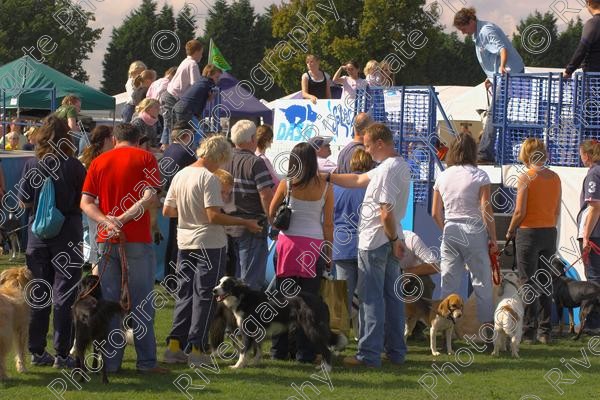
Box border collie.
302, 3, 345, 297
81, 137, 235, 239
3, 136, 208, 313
213, 276, 347, 372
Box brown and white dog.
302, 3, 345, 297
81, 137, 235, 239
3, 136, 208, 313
405, 293, 464, 356
0, 267, 33, 380
492, 271, 524, 358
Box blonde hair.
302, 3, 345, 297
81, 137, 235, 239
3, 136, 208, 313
213, 169, 234, 186
519, 138, 547, 166
350, 148, 373, 172
62, 95, 80, 106
197, 134, 232, 164
135, 98, 160, 114
306, 54, 320, 63
364, 60, 379, 76
128, 61, 147, 78
581, 140, 600, 163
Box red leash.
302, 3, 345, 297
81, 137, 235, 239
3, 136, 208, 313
489, 243, 502, 286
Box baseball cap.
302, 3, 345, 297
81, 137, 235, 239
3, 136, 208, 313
308, 136, 333, 148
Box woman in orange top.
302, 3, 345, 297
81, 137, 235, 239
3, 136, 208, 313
506, 138, 561, 345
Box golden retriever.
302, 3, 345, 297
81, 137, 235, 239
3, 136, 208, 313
0, 267, 32, 380
405, 293, 465, 356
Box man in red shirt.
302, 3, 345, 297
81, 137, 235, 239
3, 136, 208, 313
80, 123, 168, 374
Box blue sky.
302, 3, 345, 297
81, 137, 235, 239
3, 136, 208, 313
82, 0, 593, 89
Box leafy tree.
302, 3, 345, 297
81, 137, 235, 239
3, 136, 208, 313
202, 0, 282, 99
512, 11, 561, 67
0, 0, 102, 82
175, 4, 198, 64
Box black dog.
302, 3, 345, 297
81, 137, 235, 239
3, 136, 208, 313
213, 276, 347, 371
72, 275, 123, 384
551, 258, 600, 339
0, 212, 22, 260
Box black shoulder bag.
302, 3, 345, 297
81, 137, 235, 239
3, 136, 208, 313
272, 180, 292, 230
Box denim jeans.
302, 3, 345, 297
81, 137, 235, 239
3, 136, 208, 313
232, 229, 268, 290
516, 228, 556, 336
167, 247, 226, 352
121, 104, 135, 123
356, 242, 407, 367
440, 220, 494, 323
477, 106, 497, 161
98, 242, 157, 371
160, 91, 178, 145
335, 259, 358, 316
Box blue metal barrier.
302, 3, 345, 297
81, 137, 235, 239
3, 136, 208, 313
355, 86, 450, 208
492, 72, 600, 166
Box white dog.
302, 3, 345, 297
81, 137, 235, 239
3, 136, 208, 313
492, 272, 524, 358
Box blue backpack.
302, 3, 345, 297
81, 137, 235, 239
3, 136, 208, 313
31, 177, 65, 239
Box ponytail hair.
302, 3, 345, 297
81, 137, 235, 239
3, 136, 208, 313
581, 139, 600, 163
136, 98, 159, 114
80, 125, 113, 168
453, 7, 477, 28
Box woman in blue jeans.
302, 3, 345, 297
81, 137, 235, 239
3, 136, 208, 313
333, 148, 373, 330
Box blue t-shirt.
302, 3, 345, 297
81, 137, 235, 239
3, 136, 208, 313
174, 77, 214, 116
19, 156, 86, 249
333, 182, 366, 261
161, 143, 197, 192
336, 141, 364, 174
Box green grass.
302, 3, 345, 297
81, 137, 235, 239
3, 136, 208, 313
2, 255, 600, 399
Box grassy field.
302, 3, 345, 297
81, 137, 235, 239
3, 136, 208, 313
1, 255, 600, 400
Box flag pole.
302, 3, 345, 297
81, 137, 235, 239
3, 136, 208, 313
209, 38, 213, 64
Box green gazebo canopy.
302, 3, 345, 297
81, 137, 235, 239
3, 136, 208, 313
0, 56, 115, 111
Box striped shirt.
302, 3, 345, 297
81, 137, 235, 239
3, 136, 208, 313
224, 148, 274, 218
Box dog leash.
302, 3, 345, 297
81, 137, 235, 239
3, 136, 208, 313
489, 238, 516, 286
78, 233, 131, 313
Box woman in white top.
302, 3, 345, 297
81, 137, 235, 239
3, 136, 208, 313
269, 141, 334, 363
332, 60, 368, 110
301, 54, 331, 104
432, 132, 497, 330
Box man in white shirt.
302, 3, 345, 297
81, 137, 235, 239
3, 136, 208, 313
160, 40, 203, 148
308, 136, 337, 173
327, 123, 411, 368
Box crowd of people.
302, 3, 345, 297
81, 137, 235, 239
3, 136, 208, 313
4, 5, 600, 375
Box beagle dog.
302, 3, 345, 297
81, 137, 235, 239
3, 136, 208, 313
404, 293, 465, 356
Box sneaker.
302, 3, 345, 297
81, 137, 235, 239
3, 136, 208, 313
31, 351, 55, 366
188, 352, 214, 366
342, 356, 376, 368
53, 355, 76, 369
164, 349, 188, 364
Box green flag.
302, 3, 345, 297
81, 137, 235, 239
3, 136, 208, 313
209, 39, 232, 71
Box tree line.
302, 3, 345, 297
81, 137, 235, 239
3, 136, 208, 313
0, 1, 587, 101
